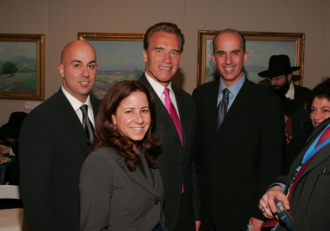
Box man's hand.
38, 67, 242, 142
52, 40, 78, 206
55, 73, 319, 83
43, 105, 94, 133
259, 185, 290, 219
195, 220, 201, 231
249, 217, 263, 231
0, 145, 11, 155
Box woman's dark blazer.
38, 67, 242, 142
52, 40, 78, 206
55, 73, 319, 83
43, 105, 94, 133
79, 146, 165, 231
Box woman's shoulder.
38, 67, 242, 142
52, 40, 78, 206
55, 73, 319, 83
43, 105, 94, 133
87, 146, 121, 162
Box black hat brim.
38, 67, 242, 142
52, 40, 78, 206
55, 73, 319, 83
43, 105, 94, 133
258, 66, 301, 78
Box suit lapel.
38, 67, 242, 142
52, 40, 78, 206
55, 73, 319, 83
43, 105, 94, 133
139, 75, 181, 145
172, 85, 188, 148
299, 121, 330, 179
55, 89, 91, 154
289, 119, 330, 183
208, 81, 220, 139
220, 79, 253, 128
115, 150, 161, 199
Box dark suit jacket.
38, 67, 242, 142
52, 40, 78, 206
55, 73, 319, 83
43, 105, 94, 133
192, 78, 285, 230
291, 108, 311, 138
19, 89, 101, 231
284, 131, 311, 174
275, 117, 330, 231
80, 146, 165, 231
294, 84, 312, 110
138, 75, 200, 231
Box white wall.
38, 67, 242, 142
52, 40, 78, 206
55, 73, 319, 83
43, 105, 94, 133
1, 0, 330, 125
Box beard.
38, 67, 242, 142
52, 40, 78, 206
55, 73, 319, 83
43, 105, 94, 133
271, 77, 290, 94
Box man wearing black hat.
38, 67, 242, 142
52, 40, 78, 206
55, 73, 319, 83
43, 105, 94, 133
258, 54, 312, 110
0, 111, 27, 185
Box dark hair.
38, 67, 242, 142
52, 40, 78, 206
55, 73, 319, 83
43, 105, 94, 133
311, 76, 330, 102
144, 22, 185, 53
212, 28, 246, 54
90, 80, 162, 171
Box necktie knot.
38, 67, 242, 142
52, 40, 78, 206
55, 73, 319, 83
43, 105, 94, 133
217, 88, 230, 129
163, 88, 170, 97
222, 88, 230, 98
80, 104, 88, 115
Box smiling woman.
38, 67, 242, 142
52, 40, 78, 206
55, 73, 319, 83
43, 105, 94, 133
284, 77, 330, 174
79, 80, 166, 231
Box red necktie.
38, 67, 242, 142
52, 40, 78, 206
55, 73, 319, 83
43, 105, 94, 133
163, 88, 183, 146
164, 88, 184, 194
263, 127, 330, 228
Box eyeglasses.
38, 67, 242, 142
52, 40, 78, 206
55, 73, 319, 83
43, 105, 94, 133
268, 76, 285, 82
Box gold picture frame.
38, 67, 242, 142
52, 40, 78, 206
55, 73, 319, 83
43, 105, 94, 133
0, 34, 45, 100
78, 32, 145, 99
197, 31, 305, 87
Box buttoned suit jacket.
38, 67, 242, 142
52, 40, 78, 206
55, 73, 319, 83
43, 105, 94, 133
294, 84, 312, 110
192, 78, 285, 230
19, 88, 101, 231
79, 146, 165, 231
275, 117, 330, 231
138, 74, 200, 231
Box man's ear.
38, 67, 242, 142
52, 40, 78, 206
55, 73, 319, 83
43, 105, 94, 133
58, 64, 65, 78
287, 73, 292, 82
143, 49, 148, 63
211, 53, 216, 65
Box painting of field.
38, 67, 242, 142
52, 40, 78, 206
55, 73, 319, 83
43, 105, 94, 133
88, 40, 145, 99
0, 73, 36, 92
0, 41, 37, 92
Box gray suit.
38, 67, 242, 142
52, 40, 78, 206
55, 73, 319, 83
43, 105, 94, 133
275, 117, 330, 231
79, 146, 165, 231
138, 75, 200, 231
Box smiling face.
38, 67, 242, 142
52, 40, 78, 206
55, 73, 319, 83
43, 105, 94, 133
211, 32, 249, 88
112, 91, 151, 144
58, 41, 98, 103
310, 97, 330, 128
143, 32, 180, 87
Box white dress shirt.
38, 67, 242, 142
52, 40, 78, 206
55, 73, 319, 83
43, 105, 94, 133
285, 81, 295, 100
61, 86, 95, 127
144, 72, 180, 118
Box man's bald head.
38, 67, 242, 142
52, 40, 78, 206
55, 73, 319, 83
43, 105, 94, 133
61, 40, 96, 64
58, 40, 98, 103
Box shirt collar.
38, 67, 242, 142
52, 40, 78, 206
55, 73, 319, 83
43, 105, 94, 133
61, 86, 92, 112
145, 71, 174, 98
219, 73, 246, 97
285, 81, 295, 99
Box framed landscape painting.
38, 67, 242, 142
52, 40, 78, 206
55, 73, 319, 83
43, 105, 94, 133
78, 32, 145, 99
0, 34, 45, 100
197, 31, 305, 87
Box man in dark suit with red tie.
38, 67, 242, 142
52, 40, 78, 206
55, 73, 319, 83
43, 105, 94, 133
192, 29, 285, 231
138, 22, 200, 231
19, 40, 101, 231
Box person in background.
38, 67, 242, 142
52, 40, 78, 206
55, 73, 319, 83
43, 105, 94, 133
258, 54, 312, 110
19, 40, 101, 231
138, 22, 200, 231
193, 29, 285, 231
259, 78, 330, 231
272, 90, 310, 145
283, 78, 330, 174
0, 111, 27, 185
80, 80, 165, 231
